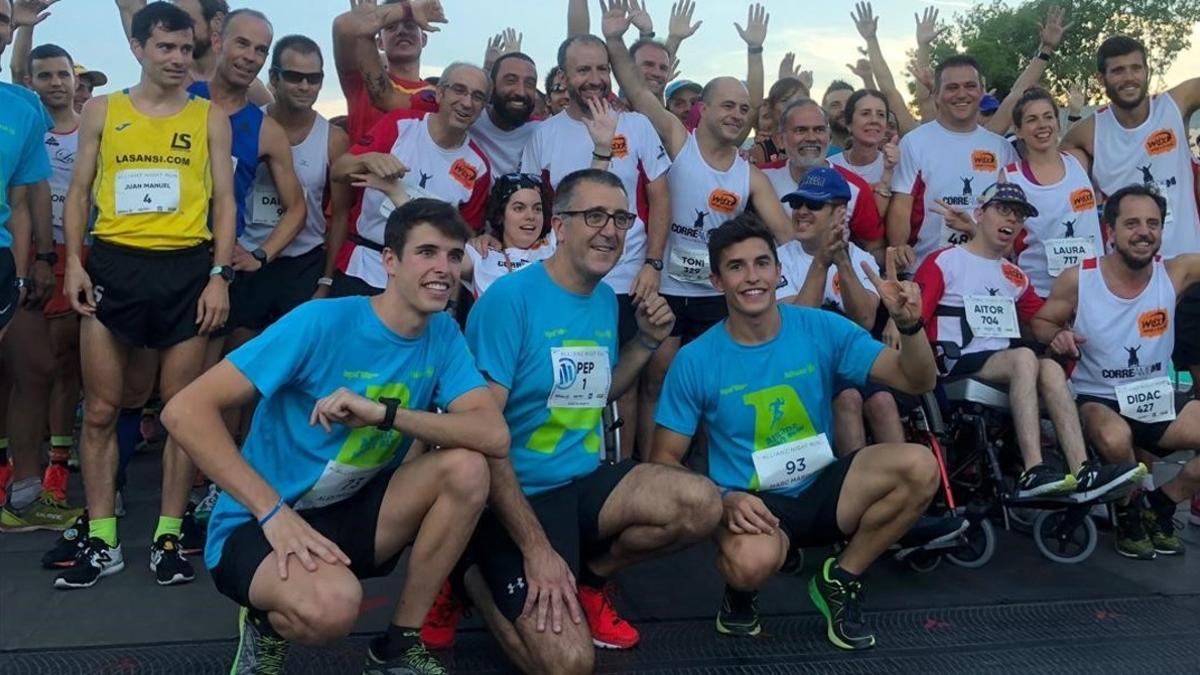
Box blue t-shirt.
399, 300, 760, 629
465, 262, 618, 496
656, 305, 885, 497
188, 81, 263, 235
205, 297, 486, 569
0, 82, 54, 130
0, 85, 53, 248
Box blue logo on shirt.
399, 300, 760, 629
556, 357, 578, 389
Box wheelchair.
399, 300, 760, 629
905, 368, 1136, 567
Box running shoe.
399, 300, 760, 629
1015, 464, 1076, 498
365, 637, 448, 675
1142, 505, 1184, 556
0, 490, 84, 531
0, 462, 11, 507
420, 580, 466, 649
150, 533, 196, 586
808, 557, 876, 650
180, 505, 206, 555
1190, 494, 1200, 527
1114, 506, 1156, 560
1073, 461, 1145, 502
42, 463, 70, 502
715, 586, 761, 637
42, 513, 89, 569
193, 483, 220, 524
231, 606, 290, 675
579, 582, 640, 649
54, 537, 124, 589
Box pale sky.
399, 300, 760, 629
10, 0, 1200, 119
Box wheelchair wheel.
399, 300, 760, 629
906, 550, 943, 573
946, 518, 996, 569
1033, 510, 1097, 564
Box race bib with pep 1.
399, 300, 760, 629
114, 169, 181, 215
668, 244, 711, 283
292, 460, 385, 511
1045, 238, 1094, 277
752, 433, 836, 492
250, 183, 284, 226
964, 294, 1020, 339
1115, 377, 1177, 424
547, 346, 611, 409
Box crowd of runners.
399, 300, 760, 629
0, 0, 1198, 673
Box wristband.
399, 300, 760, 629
636, 333, 662, 352
377, 397, 401, 431
748, 46, 764, 55
317, 276, 334, 287
895, 318, 925, 336
1036, 51, 1051, 62
258, 498, 284, 527
592, 151, 613, 161
1067, 114, 1082, 122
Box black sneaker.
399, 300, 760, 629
41, 513, 88, 569
715, 586, 761, 637
150, 533, 195, 586
180, 505, 206, 555
1074, 461, 1145, 502
54, 537, 124, 589
1115, 506, 1156, 560
1016, 463, 1076, 498
231, 606, 290, 675
365, 636, 448, 675
1142, 505, 1185, 556
807, 558, 875, 650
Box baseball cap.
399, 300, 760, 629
979, 94, 1000, 114
665, 79, 701, 101
780, 167, 852, 206
73, 64, 108, 88
979, 182, 1039, 218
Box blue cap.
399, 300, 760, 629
980, 94, 1001, 114
665, 79, 701, 101
781, 167, 852, 206
979, 182, 1039, 218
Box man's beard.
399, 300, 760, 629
568, 83, 609, 116
491, 92, 534, 126
830, 120, 849, 139
193, 38, 211, 61
1105, 80, 1148, 111
1116, 241, 1158, 269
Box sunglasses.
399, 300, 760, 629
272, 68, 324, 86
790, 197, 831, 212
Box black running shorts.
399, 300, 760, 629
753, 450, 860, 548
664, 294, 728, 344
228, 246, 325, 331
1076, 395, 1190, 459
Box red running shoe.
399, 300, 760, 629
42, 464, 70, 502
579, 582, 640, 649
420, 580, 466, 650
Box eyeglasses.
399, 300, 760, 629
271, 68, 324, 85
986, 203, 1027, 222
558, 208, 637, 230
443, 82, 488, 105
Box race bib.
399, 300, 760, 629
752, 434, 836, 492
1045, 238, 1094, 277
114, 169, 180, 215
942, 227, 972, 247
964, 294, 1020, 339
1115, 377, 1176, 424
547, 346, 610, 409
250, 183, 283, 226
668, 244, 711, 283
293, 460, 385, 511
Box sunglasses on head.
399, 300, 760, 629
271, 68, 324, 86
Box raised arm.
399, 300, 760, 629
735, 3, 768, 147
1168, 76, 1200, 121
985, 5, 1070, 135
862, 249, 936, 394
852, 2, 920, 135
9, 0, 61, 85
568, 0, 589, 37
114, 0, 145, 45
333, 0, 447, 113
665, 0, 702, 57
602, 1, 689, 158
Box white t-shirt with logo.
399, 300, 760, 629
774, 240, 877, 311
45, 128, 79, 244
465, 234, 556, 297
520, 109, 671, 295
469, 111, 540, 178
892, 121, 1017, 267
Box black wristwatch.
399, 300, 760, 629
35, 250, 58, 267
250, 248, 268, 266
14, 277, 32, 289
644, 258, 663, 271
377, 397, 401, 431
896, 318, 925, 336
210, 265, 235, 283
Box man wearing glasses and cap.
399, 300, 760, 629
913, 182, 1142, 501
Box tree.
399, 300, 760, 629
928, 0, 1200, 100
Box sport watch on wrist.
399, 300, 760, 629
210, 265, 235, 283
644, 258, 663, 271
251, 248, 268, 266
35, 250, 58, 267
14, 277, 32, 289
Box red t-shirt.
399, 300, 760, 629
339, 69, 438, 145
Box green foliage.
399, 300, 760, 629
927, 0, 1200, 99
